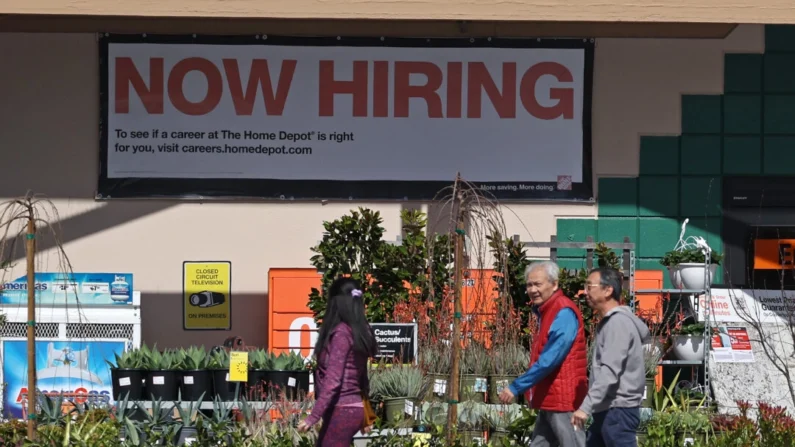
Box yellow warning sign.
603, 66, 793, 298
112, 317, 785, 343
229, 351, 249, 382
183, 261, 231, 330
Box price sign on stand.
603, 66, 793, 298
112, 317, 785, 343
229, 351, 249, 382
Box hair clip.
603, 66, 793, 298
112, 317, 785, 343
351, 289, 363, 298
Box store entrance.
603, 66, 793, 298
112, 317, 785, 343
724, 176, 795, 290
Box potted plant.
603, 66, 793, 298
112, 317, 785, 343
420, 344, 451, 403
483, 403, 521, 444
178, 346, 212, 402
207, 349, 239, 402
461, 343, 491, 403
369, 364, 427, 425
141, 344, 181, 401
266, 351, 311, 400
489, 343, 528, 404
458, 401, 487, 445
107, 348, 146, 400
673, 410, 712, 445
672, 322, 705, 362
246, 348, 271, 400
660, 247, 723, 290
642, 344, 663, 408
636, 407, 653, 444
174, 392, 205, 445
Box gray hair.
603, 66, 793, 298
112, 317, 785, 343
525, 261, 559, 283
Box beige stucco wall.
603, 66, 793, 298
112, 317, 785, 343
1, 0, 793, 24
0, 25, 764, 349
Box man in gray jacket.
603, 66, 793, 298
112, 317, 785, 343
571, 267, 650, 447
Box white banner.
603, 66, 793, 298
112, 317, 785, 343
100, 36, 593, 200
697, 288, 795, 325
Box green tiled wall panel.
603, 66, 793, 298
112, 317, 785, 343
764, 95, 795, 134
680, 177, 722, 217
723, 95, 762, 134
724, 54, 762, 93
640, 136, 680, 175
557, 257, 589, 271
637, 258, 672, 289
764, 54, 795, 93
682, 95, 722, 134
556, 218, 597, 257
638, 218, 679, 258
723, 136, 762, 175
598, 177, 638, 217
763, 137, 795, 174
639, 176, 679, 217
680, 136, 722, 175
766, 25, 795, 53
596, 218, 639, 256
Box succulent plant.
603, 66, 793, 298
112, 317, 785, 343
106, 348, 144, 369
180, 346, 209, 370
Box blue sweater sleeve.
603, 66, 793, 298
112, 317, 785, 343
509, 308, 579, 396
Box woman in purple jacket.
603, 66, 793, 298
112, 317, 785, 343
297, 277, 377, 446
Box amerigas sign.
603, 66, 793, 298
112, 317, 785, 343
99, 35, 594, 201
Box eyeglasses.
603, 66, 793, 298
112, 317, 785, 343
584, 283, 602, 290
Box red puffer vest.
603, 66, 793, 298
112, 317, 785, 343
525, 289, 588, 412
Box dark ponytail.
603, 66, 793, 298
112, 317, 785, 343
314, 277, 378, 359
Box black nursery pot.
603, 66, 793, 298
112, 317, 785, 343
263, 370, 310, 399
111, 368, 146, 401
211, 369, 242, 401
246, 370, 270, 400
146, 370, 179, 401
180, 370, 213, 402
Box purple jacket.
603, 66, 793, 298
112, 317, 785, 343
305, 323, 369, 426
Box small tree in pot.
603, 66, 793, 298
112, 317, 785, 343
420, 344, 451, 403
461, 343, 491, 403
488, 343, 529, 404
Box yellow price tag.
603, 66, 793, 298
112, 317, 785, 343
229, 351, 249, 382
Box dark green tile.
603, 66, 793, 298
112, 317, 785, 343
680, 177, 722, 217
638, 218, 679, 258
686, 217, 723, 253
765, 54, 795, 93
723, 95, 761, 134
723, 136, 762, 175
558, 257, 589, 271
682, 95, 722, 134
596, 218, 639, 254
638, 258, 672, 289
766, 25, 795, 53
764, 95, 795, 134
598, 177, 638, 217
556, 218, 597, 257
640, 136, 679, 175
639, 177, 679, 217
764, 137, 795, 174
680, 136, 722, 175
724, 54, 763, 93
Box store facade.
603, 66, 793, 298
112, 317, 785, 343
1, 14, 792, 348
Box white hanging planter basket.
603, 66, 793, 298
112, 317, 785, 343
667, 263, 718, 290
672, 334, 705, 362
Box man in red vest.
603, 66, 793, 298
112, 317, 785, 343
499, 260, 588, 447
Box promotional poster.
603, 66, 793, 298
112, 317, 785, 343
2, 340, 126, 418
0, 273, 134, 306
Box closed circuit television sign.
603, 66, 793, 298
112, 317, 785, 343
183, 261, 231, 330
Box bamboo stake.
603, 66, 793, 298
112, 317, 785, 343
446, 181, 465, 444
25, 209, 36, 439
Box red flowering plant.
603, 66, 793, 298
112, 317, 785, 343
758, 401, 795, 446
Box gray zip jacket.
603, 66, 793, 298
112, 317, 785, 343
579, 305, 651, 415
